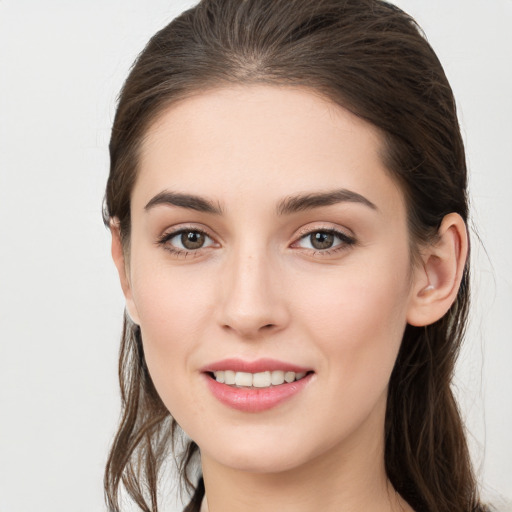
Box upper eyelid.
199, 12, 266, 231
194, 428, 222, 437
295, 224, 355, 240
158, 224, 216, 239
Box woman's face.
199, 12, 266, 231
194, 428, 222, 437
119, 85, 421, 474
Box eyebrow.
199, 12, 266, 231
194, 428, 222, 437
276, 189, 377, 215
144, 188, 377, 216
144, 191, 223, 215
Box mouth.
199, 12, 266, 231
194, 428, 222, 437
201, 359, 315, 412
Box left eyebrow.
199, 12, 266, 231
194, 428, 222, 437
144, 190, 223, 215
276, 189, 377, 215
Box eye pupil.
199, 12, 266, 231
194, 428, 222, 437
311, 231, 334, 249
181, 231, 205, 249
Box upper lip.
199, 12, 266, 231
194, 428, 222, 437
200, 358, 312, 374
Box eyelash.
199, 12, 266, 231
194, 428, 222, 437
156, 226, 356, 258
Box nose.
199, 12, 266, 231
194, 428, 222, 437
217, 248, 289, 339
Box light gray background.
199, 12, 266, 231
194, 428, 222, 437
0, 1, 511, 511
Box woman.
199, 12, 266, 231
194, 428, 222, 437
102, 0, 489, 510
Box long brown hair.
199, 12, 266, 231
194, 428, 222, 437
103, 1, 487, 510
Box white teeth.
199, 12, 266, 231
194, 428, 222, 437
235, 371, 253, 387
284, 371, 295, 383
213, 370, 308, 387
271, 370, 285, 385
253, 371, 271, 388
224, 370, 236, 385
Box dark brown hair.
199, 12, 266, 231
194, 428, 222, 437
103, 1, 487, 511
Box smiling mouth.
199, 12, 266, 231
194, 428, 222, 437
208, 370, 312, 388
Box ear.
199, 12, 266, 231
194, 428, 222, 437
407, 213, 468, 327
110, 220, 141, 325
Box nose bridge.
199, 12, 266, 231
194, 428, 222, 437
219, 240, 287, 337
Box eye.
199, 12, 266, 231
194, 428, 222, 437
158, 228, 216, 252
294, 229, 355, 251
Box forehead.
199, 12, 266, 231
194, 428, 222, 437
134, 84, 404, 216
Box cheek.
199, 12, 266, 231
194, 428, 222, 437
129, 260, 217, 398
285, 256, 411, 447
132, 246, 217, 328
296, 253, 411, 381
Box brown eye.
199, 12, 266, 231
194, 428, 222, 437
310, 231, 334, 250
181, 230, 206, 250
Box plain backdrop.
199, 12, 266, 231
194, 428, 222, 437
0, 1, 511, 511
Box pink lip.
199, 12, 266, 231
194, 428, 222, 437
201, 358, 314, 413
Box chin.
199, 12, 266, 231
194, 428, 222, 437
209, 447, 307, 474
193, 423, 327, 476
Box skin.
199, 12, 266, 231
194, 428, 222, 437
112, 85, 467, 512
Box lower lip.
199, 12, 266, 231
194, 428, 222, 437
204, 373, 313, 412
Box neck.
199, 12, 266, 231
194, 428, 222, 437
199, 398, 411, 512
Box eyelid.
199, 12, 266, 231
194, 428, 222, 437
157, 223, 213, 240
294, 222, 355, 242
295, 223, 354, 239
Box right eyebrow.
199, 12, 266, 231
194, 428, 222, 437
144, 190, 223, 215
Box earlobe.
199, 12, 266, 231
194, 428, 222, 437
407, 213, 468, 327
110, 220, 141, 325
